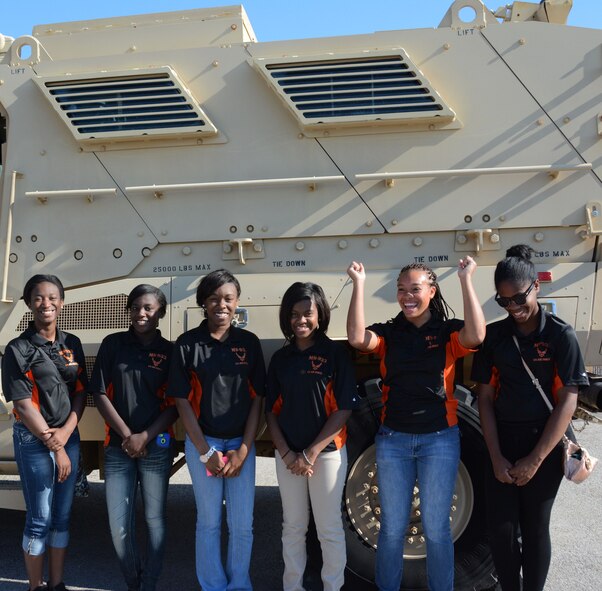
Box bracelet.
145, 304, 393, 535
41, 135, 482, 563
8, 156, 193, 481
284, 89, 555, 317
282, 449, 291, 460
302, 449, 314, 467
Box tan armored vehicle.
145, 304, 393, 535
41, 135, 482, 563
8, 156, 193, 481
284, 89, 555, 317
1, 0, 601, 588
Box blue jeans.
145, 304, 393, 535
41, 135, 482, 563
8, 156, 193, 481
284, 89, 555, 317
104, 441, 172, 591
13, 421, 80, 556
375, 425, 460, 591
185, 435, 256, 591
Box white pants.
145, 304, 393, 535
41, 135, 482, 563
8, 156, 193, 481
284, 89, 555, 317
275, 446, 348, 591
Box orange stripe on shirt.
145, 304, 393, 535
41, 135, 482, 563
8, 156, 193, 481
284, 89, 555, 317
26, 369, 40, 411
443, 332, 475, 428
324, 381, 347, 449
490, 366, 501, 399
16, 370, 41, 421
443, 357, 459, 428
248, 380, 257, 400
188, 371, 203, 418
271, 394, 284, 416
375, 337, 389, 424
73, 366, 86, 396
103, 383, 114, 446
551, 366, 564, 405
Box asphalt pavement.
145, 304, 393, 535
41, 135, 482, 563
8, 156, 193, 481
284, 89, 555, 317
1, 422, 601, 591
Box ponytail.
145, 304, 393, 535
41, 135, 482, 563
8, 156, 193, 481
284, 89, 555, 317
494, 244, 537, 289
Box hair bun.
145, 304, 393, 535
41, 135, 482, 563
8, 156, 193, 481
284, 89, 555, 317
505, 244, 534, 261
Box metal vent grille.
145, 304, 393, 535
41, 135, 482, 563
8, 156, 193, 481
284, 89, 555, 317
84, 355, 96, 407
17, 294, 130, 332
255, 51, 457, 130
34, 67, 218, 143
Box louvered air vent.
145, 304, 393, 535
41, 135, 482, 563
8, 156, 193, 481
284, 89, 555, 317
254, 51, 458, 132
34, 67, 217, 145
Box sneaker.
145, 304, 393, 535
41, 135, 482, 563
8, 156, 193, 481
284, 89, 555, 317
49, 583, 69, 591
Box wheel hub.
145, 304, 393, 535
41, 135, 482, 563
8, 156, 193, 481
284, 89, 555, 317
345, 445, 474, 559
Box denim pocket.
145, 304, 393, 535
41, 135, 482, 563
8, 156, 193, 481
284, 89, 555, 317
377, 424, 395, 438
15, 424, 40, 445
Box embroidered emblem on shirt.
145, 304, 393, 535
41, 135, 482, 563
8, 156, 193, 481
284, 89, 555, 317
148, 352, 167, 370
232, 347, 248, 365
533, 342, 551, 362
424, 335, 439, 350
308, 355, 328, 375
59, 349, 78, 367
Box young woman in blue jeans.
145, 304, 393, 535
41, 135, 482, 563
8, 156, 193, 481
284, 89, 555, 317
2, 274, 88, 591
346, 258, 485, 591
91, 285, 176, 591
168, 269, 266, 591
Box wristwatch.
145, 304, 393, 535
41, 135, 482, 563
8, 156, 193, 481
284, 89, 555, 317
200, 446, 217, 464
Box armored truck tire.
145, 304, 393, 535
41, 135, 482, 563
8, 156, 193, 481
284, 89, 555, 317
342, 380, 497, 590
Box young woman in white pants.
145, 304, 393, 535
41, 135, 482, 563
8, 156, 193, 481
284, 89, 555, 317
266, 282, 357, 591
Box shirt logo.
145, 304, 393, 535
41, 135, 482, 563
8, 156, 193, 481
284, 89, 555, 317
148, 352, 167, 370
307, 355, 328, 376
232, 347, 248, 365
59, 349, 78, 367
424, 335, 439, 350
533, 342, 551, 362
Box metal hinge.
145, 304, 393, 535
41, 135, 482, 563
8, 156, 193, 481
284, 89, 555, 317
222, 238, 265, 265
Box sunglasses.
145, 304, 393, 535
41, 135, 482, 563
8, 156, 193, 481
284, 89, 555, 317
495, 281, 535, 308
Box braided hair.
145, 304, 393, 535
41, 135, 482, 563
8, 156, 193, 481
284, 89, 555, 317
398, 262, 454, 321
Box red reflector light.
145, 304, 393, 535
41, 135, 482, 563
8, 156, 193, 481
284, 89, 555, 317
538, 272, 552, 282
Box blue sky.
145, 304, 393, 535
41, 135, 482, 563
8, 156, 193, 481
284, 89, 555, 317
3, 1, 601, 42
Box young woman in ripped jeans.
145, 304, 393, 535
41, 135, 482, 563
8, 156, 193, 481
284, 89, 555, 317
2, 274, 88, 591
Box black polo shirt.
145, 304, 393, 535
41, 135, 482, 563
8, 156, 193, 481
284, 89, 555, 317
2, 323, 88, 428
167, 320, 266, 438
90, 328, 173, 447
266, 335, 357, 453
471, 306, 588, 423
368, 312, 473, 434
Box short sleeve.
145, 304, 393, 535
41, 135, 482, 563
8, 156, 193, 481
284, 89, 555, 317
556, 326, 588, 387
1, 343, 33, 402
365, 322, 388, 359
447, 330, 475, 361
89, 336, 116, 395
471, 337, 495, 386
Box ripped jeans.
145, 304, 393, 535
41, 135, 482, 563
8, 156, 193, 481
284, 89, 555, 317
13, 421, 80, 556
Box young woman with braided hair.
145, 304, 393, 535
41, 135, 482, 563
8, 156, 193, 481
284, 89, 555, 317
346, 258, 485, 591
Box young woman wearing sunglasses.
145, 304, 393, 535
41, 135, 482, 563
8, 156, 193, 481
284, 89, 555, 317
472, 244, 588, 591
